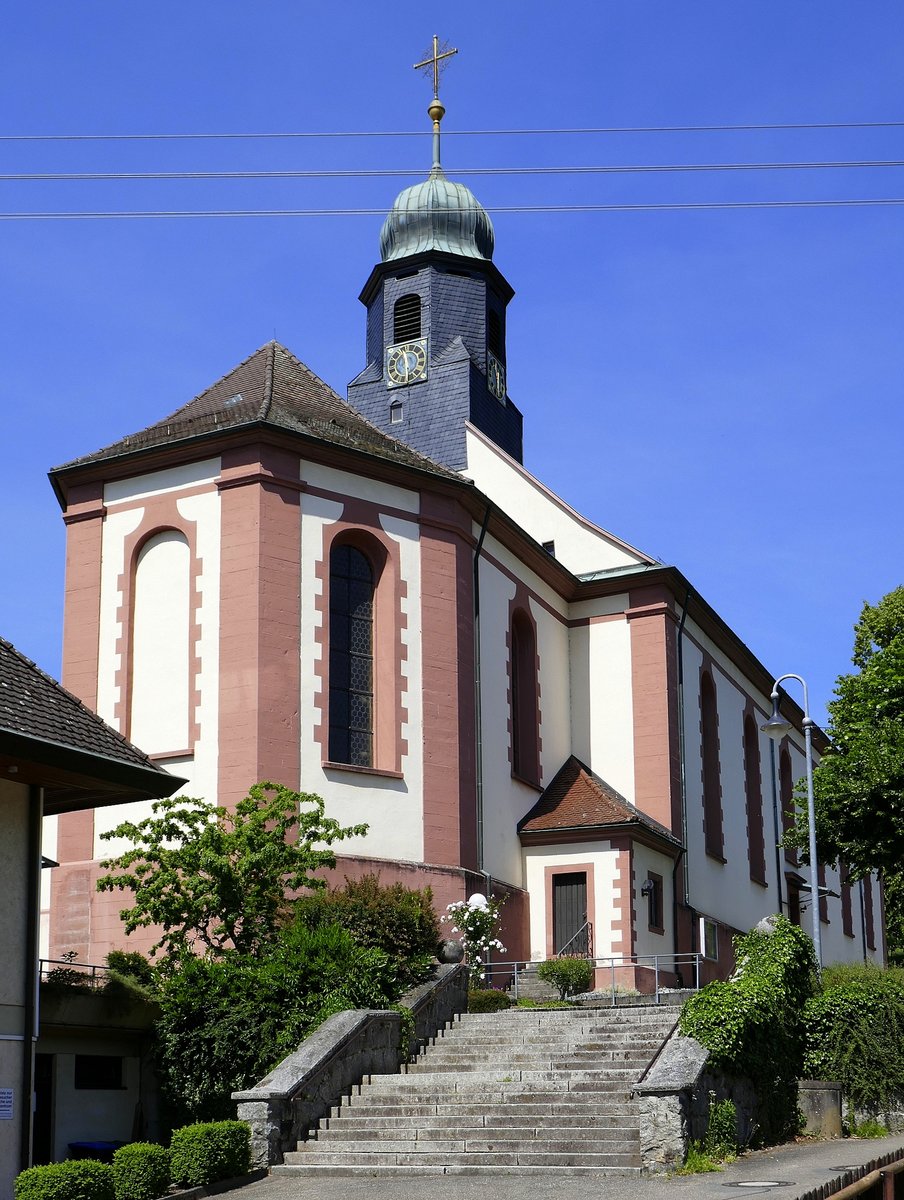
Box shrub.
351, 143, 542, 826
294, 875, 440, 988
155, 922, 402, 1121
704, 1097, 738, 1158
679, 916, 817, 1144
803, 970, 904, 1113
537, 956, 594, 1000
169, 1121, 251, 1187
468, 988, 512, 1012
105, 951, 155, 989
15, 1160, 115, 1200
111, 1143, 169, 1200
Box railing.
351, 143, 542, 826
555, 920, 593, 958
479, 952, 703, 1006
39, 958, 111, 989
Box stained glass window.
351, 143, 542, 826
329, 544, 374, 767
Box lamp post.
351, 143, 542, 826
761, 673, 822, 968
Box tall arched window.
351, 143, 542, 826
779, 747, 798, 865
329, 544, 374, 767
393, 293, 421, 342
700, 670, 724, 859
743, 714, 767, 884
130, 530, 190, 753
511, 608, 540, 784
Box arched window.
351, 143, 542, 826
779, 748, 797, 865
393, 293, 421, 342
329, 544, 374, 767
487, 309, 502, 357
511, 608, 540, 784
700, 670, 724, 859
743, 714, 767, 883
130, 530, 190, 752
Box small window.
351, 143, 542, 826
699, 916, 719, 961
644, 874, 664, 934
389, 401, 404, 425
488, 309, 502, 357
393, 293, 421, 342
541, 540, 555, 556
74, 1055, 124, 1090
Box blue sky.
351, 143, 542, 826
2, 2, 902, 726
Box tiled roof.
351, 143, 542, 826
518, 755, 680, 846
52, 341, 461, 482
0, 637, 170, 776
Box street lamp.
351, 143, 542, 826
761, 674, 822, 968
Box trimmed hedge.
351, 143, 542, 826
169, 1120, 251, 1187
537, 956, 594, 999
111, 1143, 170, 1200
15, 1160, 115, 1200
468, 988, 512, 1012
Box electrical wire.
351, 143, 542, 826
2, 119, 904, 142
3, 159, 904, 182
1, 198, 902, 220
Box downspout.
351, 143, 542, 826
674, 588, 693, 966
473, 502, 492, 874
20, 785, 42, 1173
769, 740, 784, 916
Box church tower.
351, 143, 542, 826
347, 56, 522, 471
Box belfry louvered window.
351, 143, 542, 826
488, 309, 502, 357
393, 293, 421, 342
329, 544, 374, 767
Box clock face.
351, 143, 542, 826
487, 352, 506, 401
386, 339, 428, 387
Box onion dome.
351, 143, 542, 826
379, 97, 495, 263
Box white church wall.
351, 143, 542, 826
298, 484, 426, 864
104, 458, 221, 506
522, 841, 621, 961
531, 594, 572, 790
632, 843, 676, 962
586, 615, 636, 803
464, 424, 648, 576
302, 460, 420, 514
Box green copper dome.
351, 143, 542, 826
380, 166, 495, 262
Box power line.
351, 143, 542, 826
3, 159, 904, 183
1, 198, 902, 220
2, 120, 904, 143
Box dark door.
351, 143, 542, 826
32, 1053, 54, 1165
553, 872, 588, 954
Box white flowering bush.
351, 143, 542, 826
441, 892, 506, 982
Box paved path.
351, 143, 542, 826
229, 1134, 904, 1200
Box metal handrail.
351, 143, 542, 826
39, 958, 110, 989
481, 951, 703, 1006
555, 920, 593, 958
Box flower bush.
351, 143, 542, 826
441, 893, 505, 982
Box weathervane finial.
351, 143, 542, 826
414, 35, 458, 172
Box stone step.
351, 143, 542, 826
322, 1113, 638, 1132
314, 1118, 638, 1137
282, 1150, 641, 1168
414, 1050, 655, 1066
298, 1136, 639, 1154
272, 1164, 643, 1177
334, 1102, 638, 1119
365, 1069, 638, 1087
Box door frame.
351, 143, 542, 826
544, 862, 595, 959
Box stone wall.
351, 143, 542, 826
232, 961, 469, 1168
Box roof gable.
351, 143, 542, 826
52, 341, 460, 482
518, 755, 680, 848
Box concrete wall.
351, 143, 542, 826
0, 779, 30, 1200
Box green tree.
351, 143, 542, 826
792, 586, 904, 961
97, 782, 367, 962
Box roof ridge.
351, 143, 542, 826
0, 637, 164, 771
259, 340, 276, 421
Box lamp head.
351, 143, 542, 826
761, 694, 792, 741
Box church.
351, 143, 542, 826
44, 74, 884, 983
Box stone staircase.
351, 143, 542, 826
274, 1005, 676, 1176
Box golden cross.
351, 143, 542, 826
414, 35, 458, 99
